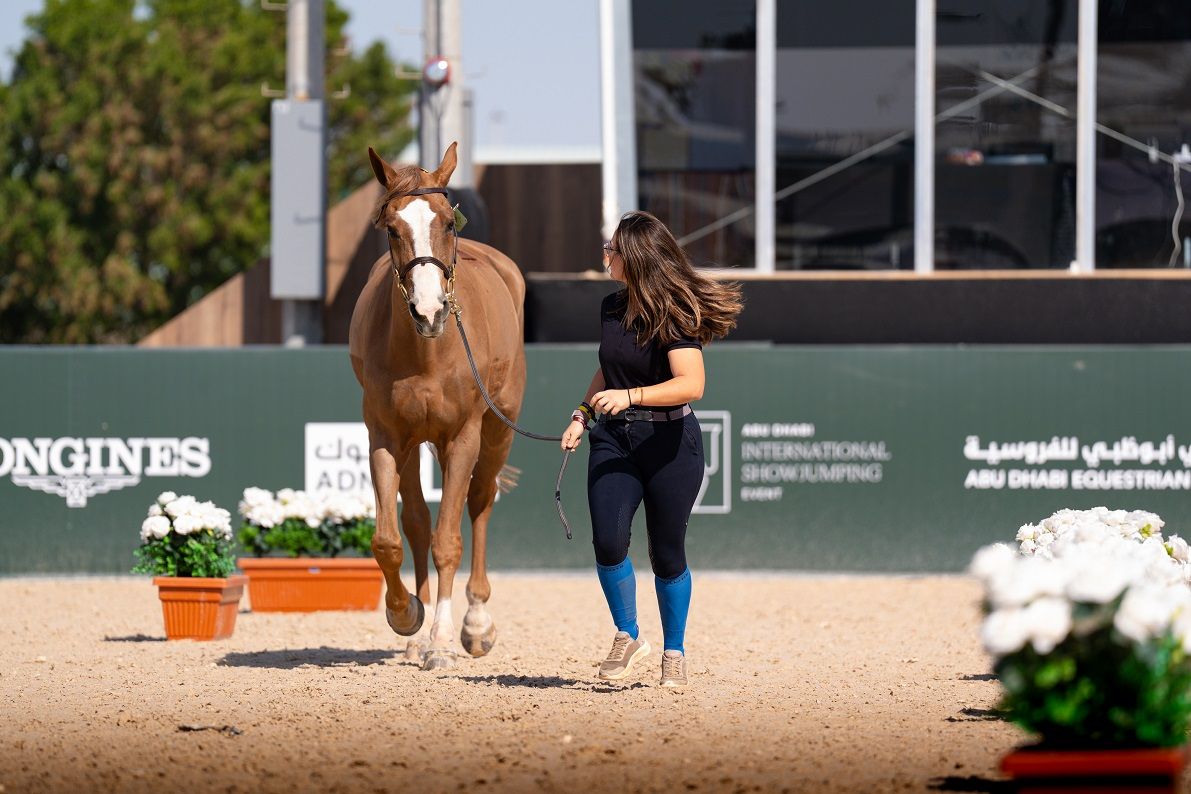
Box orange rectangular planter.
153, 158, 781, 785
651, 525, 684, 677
237, 557, 383, 612
153, 575, 247, 641
1002, 746, 1186, 794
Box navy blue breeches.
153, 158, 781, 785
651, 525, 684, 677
587, 412, 705, 580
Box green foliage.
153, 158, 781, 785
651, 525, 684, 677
996, 625, 1191, 748
132, 529, 236, 578
238, 517, 375, 558
0, 0, 416, 343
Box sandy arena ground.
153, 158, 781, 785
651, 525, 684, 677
0, 573, 1073, 793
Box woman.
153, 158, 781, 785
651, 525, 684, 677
560, 211, 742, 687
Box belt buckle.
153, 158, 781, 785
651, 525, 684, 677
622, 408, 650, 423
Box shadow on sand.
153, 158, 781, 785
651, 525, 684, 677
456, 673, 648, 693
927, 775, 1012, 792
959, 673, 998, 682
945, 707, 1005, 723
103, 634, 166, 642
218, 646, 399, 669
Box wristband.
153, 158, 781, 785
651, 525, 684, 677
570, 410, 589, 430
577, 402, 594, 420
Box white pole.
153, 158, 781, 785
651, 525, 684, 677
914, 0, 935, 273
286, 0, 324, 100
754, 0, 776, 273
1074, 0, 1098, 272
420, 0, 440, 171
599, 0, 636, 241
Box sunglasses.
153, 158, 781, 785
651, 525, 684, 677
602, 241, 618, 255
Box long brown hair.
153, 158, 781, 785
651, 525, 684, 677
612, 211, 743, 345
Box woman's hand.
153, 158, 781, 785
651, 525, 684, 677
561, 420, 586, 451
591, 388, 633, 416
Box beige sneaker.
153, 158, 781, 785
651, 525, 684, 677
659, 649, 687, 687
597, 631, 651, 680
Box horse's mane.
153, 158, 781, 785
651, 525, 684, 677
370, 164, 433, 228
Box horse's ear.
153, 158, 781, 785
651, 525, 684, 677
368, 147, 399, 189
432, 142, 458, 186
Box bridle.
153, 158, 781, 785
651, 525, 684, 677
381, 184, 577, 539
385, 186, 459, 312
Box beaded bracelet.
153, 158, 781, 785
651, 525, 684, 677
570, 410, 590, 430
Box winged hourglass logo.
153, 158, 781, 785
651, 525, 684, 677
0, 437, 211, 507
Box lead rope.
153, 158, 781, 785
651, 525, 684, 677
450, 301, 575, 540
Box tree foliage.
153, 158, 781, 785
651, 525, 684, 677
0, 0, 416, 343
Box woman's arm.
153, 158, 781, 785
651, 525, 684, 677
582, 368, 606, 403
561, 368, 605, 451
591, 348, 705, 414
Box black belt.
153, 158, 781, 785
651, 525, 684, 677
600, 404, 692, 423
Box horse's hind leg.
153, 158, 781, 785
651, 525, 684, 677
369, 436, 423, 636
398, 448, 432, 661
461, 416, 515, 657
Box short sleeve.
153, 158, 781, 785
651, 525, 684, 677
662, 335, 702, 353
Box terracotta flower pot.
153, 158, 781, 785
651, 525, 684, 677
1001, 745, 1186, 793
236, 557, 383, 612
153, 575, 247, 641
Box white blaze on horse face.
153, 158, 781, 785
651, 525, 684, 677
396, 198, 447, 323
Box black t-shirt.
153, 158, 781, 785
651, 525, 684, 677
598, 291, 702, 410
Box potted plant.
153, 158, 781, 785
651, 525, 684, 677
971, 508, 1191, 791
133, 491, 245, 641
236, 487, 382, 612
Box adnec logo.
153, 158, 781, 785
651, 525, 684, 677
0, 437, 211, 508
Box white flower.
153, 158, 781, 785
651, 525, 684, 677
163, 495, 198, 519
140, 515, 171, 542
172, 514, 203, 535
982, 608, 1030, 655
1064, 548, 1134, 604
1167, 535, 1191, 563
1114, 584, 1184, 644
1020, 539, 1037, 555
987, 557, 1065, 609
969, 543, 1018, 583
1022, 597, 1073, 654
147, 503, 163, 518
240, 487, 274, 508
157, 491, 178, 506
1016, 524, 1037, 542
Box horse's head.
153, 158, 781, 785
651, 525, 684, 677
368, 143, 459, 339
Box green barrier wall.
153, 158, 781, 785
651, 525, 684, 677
2, 345, 1190, 574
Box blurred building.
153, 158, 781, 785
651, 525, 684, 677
143, 0, 1191, 346
624, 0, 1191, 272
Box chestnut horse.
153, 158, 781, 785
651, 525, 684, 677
349, 143, 526, 671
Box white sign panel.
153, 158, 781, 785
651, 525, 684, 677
305, 423, 440, 504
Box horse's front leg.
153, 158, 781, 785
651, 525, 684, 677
369, 437, 423, 637
422, 422, 482, 671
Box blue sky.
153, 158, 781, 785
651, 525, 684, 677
0, 0, 601, 159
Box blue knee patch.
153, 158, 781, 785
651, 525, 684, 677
655, 568, 691, 653
596, 558, 638, 640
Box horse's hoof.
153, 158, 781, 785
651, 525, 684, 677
461, 622, 497, 657
405, 638, 428, 662
385, 596, 425, 637
421, 649, 457, 671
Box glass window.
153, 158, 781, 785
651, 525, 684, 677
934, 1, 1078, 269
1096, 1, 1191, 268
632, 0, 756, 268
775, 3, 916, 270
